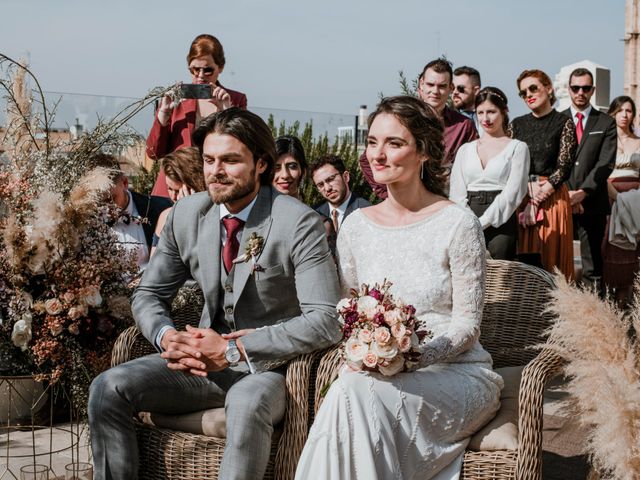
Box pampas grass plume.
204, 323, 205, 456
546, 272, 640, 480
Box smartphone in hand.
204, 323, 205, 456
180, 84, 212, 99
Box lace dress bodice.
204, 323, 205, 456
337, 205, 493, 368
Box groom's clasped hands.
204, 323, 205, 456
160, 325, 255, 375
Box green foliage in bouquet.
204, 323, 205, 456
267, 115, 375, 206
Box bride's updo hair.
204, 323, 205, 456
368, 96, 447, 197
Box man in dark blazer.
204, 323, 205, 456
97, 153, 171, 270
88, 109, 341, 480
310, 154, 371, 232
563, 68, 617, 291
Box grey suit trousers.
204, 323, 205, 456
88, 354, 286, 480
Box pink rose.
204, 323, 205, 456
398, 335, 412, 352
374, 327, 391, 345
62, 291, 75, 304
384, 309, 403, 326
68, 323, 80, 335
378, 355, 404, 376
44, 298, 63, 315
358, 328, 373, 344
68, 304, 88, 320
372, 341, 398, 359
391, 323, 406, 339
363, 352, 379, 368
50, 323, 63, 336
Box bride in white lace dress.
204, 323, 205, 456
295, 96, 503, 480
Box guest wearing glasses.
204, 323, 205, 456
146, 34, 247, 198
511, 69, 577, 280
310, 154, 370, 234
359, 57, 477, 199
562, 68, 616, 292
452, 66, 483, 135
450, 87, 530, 260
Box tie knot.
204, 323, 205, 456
576, 112, 584, 120
223, 216, 244, 236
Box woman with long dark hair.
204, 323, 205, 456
602, 96, 640, 306
450, 87, 530, 259
295, 96, 502, 479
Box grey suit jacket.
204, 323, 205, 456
132, 185, 342, 372
562, 108, 617, 215
314, 194, 371, 226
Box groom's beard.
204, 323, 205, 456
206, 167, 258, 205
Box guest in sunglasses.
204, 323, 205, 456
146, 34, 247, 198
510, 69, 577, 280
452, 66, 483, 135
562, 68, 616, 293
450, 87, 530, 260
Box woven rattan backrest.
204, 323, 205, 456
480, 259, 556, 369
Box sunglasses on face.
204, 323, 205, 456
518, 84, 540, 98
189, 66, 215, 76
454, 85, 466, 94
569, 85, 593, 94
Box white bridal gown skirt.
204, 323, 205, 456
295, 363, 502, 480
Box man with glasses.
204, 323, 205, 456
359, 57, 478, 199
452, 66, 482, 135
562, 67, 616, 292
310, 155, 370, 233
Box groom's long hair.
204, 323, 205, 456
193, 108, 276, 185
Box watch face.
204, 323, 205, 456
227, 348, 241, 364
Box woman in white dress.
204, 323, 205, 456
295, 96, 503, 480
449, 87, 530, 260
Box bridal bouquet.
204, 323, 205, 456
337, 280, 428, 376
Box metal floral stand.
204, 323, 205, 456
0, 376, 85, 479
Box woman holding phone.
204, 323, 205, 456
510, 69, 577, 279
146, 34, 247, 197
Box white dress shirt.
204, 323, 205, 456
570, 104, 592, 130
449, 139, 530, 229
329, 193, 352, 228
111, 190, 149, 270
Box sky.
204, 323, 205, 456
0, 0, 628, 128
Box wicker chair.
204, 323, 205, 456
110, 285, 325, 480
312, 259, 565, 480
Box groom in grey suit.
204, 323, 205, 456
88, 108, 342, 480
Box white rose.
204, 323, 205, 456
11, 320, 32, 350
384, 308, 403, 326
372, 341, 398, 360
345, 336, 368, 362
391, 323, 406, 339
83, 286, 102, 307
68, 304, 88, 320
357, 296, 378, 315
358, 328, 373, 344
378, 355, 405, 376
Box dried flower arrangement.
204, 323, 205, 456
545, 274, 640, 480
0, 54, 172, 414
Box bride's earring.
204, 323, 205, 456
420, 160, 425, 179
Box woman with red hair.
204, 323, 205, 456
146, 34, 247, 197
510, 69, 577, 279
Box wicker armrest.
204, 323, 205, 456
515, 347, 566, 480
312, 344, 343, 415
111, 326, 156, 367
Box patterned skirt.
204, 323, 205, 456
518, 183, 575, 280
602, 177, 640, 290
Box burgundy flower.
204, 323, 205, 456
368, 289, 383, 301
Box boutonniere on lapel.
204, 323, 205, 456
232, 232, 265, 274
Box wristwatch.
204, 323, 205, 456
225, 339, 241, 367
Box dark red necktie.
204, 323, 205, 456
575, 112, 584, 144
222, 216, 244, 273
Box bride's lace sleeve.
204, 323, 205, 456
336, 225, 358, 297
419, 213, 486, 367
